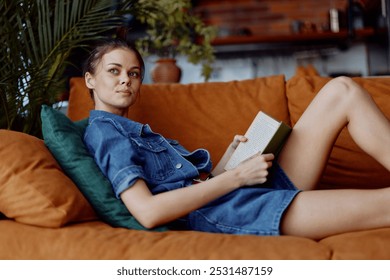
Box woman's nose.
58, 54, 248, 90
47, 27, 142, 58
120, 75, 130, 85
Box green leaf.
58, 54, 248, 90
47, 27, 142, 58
0, 0, 137, 136
133, 0, 216, 81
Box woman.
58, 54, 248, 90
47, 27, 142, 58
83, 39, 390, 240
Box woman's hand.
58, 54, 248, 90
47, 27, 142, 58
234, 153, 275, 186
211, 135, 247, 176
230, 135, 247, 149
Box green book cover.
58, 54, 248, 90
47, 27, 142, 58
224, 111, 291, 170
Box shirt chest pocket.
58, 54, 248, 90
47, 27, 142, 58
132, 137, 176, 181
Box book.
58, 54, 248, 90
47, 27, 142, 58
224, 111, 291, 170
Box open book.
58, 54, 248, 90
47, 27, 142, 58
224, 111, 291, 170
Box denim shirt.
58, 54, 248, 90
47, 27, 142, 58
84, 110, 212, 198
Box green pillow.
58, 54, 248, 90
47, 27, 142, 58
40, 105, 167, 231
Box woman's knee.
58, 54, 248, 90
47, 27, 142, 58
327, 76, 356, 93
323, 76, 368, 106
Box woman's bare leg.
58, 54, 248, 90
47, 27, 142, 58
281, 187, 390, 240
278, 76, 390, 190
278, 76, 390, 239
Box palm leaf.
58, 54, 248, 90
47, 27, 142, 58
0, 0, 136, 137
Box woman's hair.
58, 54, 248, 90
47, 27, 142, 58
83, 38, 145, 84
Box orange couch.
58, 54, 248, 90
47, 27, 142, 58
1, 74, 389, 259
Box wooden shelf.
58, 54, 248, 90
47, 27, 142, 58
210, 27, 387, 57
212, 28, 376, 46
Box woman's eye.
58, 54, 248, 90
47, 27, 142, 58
129, 72, 140, 78
109, 68, 119, 74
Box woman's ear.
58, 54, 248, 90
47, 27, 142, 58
85, 72, 95, 89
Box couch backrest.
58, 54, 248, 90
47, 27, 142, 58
68, 76, 289, 164
68, 75, 390, 189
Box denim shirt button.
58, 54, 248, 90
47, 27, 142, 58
175, 163, 183, 169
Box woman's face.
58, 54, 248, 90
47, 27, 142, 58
85, 48, 142, 116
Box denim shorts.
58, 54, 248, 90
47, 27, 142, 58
186, 163, 300, 236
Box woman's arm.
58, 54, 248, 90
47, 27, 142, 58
120, 153, 274, 229
211, 135, 248, 176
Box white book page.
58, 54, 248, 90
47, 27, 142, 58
225, 112, 279, 170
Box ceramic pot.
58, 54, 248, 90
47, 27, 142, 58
151, 58, 182, 83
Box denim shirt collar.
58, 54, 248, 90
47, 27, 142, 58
89, 110, 144, 136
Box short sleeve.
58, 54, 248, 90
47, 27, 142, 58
84, 119, 144, 198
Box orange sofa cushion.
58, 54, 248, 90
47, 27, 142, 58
0, 130, 97, 227
68, 76, 289, 165
0, 220, 332, 259
286, 76, 390, 189
320, 228, 390, 259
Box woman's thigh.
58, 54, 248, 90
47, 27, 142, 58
277, 77, 352, 190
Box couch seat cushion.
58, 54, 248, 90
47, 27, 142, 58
0, 219, 332, 260
320, 228, 390, 259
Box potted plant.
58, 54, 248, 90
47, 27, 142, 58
0, 0, 214, 136
131, 0, 217, 82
